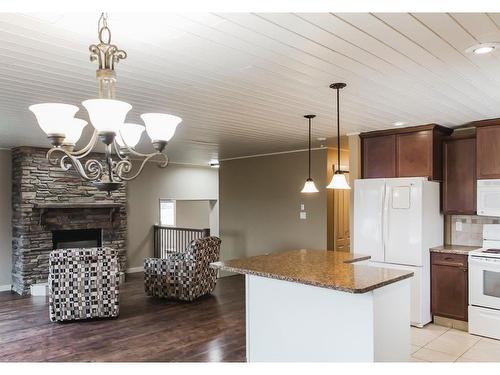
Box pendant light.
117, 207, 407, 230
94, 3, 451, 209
301, 114, 319, 193
327, 83, 351, 190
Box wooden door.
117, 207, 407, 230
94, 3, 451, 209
443, 137, 476, 214
333, 188, 350, 251
362, 134, 396, 178
396, 130, 433, 178
431, 253, 468, 321
477, 125, 500, 179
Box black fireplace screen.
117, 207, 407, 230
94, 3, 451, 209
52, 228, 102, 249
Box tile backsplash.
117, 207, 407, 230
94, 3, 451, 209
449, 215, 500, 246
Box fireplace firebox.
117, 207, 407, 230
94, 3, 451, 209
52, 228, 103, 249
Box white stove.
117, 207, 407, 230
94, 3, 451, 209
469, 225, 500, 340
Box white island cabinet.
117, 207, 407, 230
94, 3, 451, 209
211, 249, 413, 362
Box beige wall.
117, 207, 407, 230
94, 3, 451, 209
219, 149, 329, 263
176, 200, 210, 229
0, 150, 12, 288
127, 162, 218, 270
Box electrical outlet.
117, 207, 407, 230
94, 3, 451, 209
300, 211, 307, 220
455, 221, 463, 232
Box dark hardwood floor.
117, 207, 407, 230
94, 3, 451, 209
0, 274, 246, 362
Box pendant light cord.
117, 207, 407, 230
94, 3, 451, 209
336, 87, 340, 173
308, 116, 312, 179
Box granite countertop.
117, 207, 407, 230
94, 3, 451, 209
210, 249, 413, 294
430, 245, 480, 255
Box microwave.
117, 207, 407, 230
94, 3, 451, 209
477, 180, 500, 217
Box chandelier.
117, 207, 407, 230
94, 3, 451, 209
29, 13, 181, 194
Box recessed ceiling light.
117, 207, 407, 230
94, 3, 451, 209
393, 121, 407, 127
474, 46, 495, 54
465, 42, 500, 55
210, 160, 220, 168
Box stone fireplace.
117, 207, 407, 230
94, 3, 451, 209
11, 146, 127, 295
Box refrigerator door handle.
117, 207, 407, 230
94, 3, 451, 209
382, 184, 390, 260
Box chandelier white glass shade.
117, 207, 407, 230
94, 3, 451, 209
141, 113, 182, 143
301, 114, 319, 193
29, 103, 79, 144
29, 13, 181, 194
62, 119, 88, 148
82, 99, 132, 135
327, 83, 350, 190
116, 123, 145, 148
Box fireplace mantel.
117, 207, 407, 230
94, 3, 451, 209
34, 202, 122, 209
34, 202, 122, 225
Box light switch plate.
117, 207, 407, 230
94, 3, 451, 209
455, 221, 463, 232
300, 203, 305, 210
300, 211, 307, 220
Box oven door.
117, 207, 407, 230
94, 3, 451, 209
477, 180, 500, 217
469, 256, 500, 310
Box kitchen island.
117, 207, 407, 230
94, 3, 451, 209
211, 249, 414, 362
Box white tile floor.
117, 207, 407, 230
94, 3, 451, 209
410, 324, 500, 362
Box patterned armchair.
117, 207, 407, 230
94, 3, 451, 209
48, 247, 120, 322
144, 236, 221, 301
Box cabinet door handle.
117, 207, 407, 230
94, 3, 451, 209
433, 261, 465, 267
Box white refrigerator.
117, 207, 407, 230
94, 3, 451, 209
353, 177, 443, 327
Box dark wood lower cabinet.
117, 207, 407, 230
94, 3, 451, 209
431, 252, 468, 321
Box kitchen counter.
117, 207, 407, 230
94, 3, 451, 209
430, 245, 480, 255
211, 249, 413, 362
211, 249, 413, 293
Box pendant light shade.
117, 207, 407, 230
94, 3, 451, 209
301, 114, 319, 193
326, 171, 350, 189
302, 178, 319, 193
327, 83, 351, 190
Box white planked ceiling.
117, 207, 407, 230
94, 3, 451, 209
0, 12, 500, 164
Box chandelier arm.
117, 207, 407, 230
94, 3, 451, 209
66, 130, 99, 158
124, 146, 164, 160
46, 148, 103, 181
112, 139, 128, 161
115, 153, 166, 181
127, 150, 169, 168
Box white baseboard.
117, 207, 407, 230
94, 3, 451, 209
0, 284, 11, 292
126, 266, 144, 274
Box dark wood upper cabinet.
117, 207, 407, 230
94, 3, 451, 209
397, 131, 433, 178
476, 123, 500, 179
443, 135, 476, 215
431, 253, 468, 321
361, 134, 396, 178
360, 124, 452, 180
